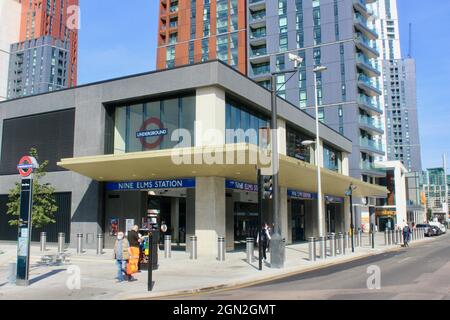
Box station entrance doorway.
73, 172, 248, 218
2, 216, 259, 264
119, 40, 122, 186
291, 199, 306, 242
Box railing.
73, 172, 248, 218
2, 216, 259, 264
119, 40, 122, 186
359, 115, 383, 131
250, 11, 266, 22
250, 47, 267, 57
360, 138, 385, 153
358, 73, 381, 92
252, 64, 270, 75
249, 0, 265, 3
355, 33, 378, 53
354, 13, 378, 37
356, 53, 379, 71
250, 31, 266, 39
360, 161, 385, 174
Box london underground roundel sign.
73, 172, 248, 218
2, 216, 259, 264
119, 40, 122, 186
17, 156, 39, 178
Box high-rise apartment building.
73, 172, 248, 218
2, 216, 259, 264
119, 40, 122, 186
0, 0, 22, 101
157, 0, 385, 224
421, 167, 448, 220
374, 0, 422, 172
7, 0, 78, 99
156, 0, 247, 73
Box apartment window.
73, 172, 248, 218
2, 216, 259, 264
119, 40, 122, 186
276, 54, 285, 71
279, 34, 288, 52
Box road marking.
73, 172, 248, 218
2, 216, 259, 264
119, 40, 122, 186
397, 257, 411, 264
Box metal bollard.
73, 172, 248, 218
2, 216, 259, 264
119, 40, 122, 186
319, 236, 327, 260
388, 230, 393, 246
58, 232, 65, 254
76, 233, 83, 254
394, 229, 398, 245
246, 237, 254, 263
190, 235, 197, 260
329, 233, 336, 257
384, 230, 388, 246
308, 237, 316, 261
164, 235, 172, 258
40, 232, 47, 252
357, 230, 362, 248
337, 233, 343, 255
342, 233, 347, 255
96, 234, 104, 255
218, 237, 225, 261
344, 232, 350, 250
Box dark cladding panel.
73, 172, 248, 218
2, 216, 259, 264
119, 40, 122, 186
0, 109, 75, 175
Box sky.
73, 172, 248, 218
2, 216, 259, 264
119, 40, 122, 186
77, 0, 449, 170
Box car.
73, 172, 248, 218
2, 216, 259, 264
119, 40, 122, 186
429, 222, 446, 234
416, 224, 433, 237
429, 225, 442, 236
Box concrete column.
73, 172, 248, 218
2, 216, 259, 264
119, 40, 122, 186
341, 152, 350, 176
225, 195, 235, 251
280, 187, 289, 243
195, 177, 226, 257
185, 188, 196, 253
195, 87, 226, 147
287, 199, 292, 244
277, 118, 287, 156
170, 197, 180, 243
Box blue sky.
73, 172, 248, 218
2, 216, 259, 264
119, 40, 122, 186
78, 0, 449, 170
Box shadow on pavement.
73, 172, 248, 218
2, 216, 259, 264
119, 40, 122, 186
29, 269, 65, 286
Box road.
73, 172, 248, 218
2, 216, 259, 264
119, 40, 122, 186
174, 233, 450, 300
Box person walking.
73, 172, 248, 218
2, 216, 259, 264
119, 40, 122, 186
402, 224, 411, 247
113, 232, 130, 283
127, 225, 142, 281
257, 223, 271, 262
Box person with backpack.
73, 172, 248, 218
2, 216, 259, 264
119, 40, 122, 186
257, 223, 271, 262
402, 224, 411, 247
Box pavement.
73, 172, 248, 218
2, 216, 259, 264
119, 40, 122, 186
0, 232, 438, 300
175, 233, 450, 300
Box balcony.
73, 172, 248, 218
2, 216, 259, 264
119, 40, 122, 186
360, 137, 385, 155
353, 0, 371, 18
360, 160, 386, 176
354, 12, 378, 40
249, 29, 267, 46
355, 33, 379, 59
359, 115, 384, 135
356, 53, 380, 77
249, 10, 266, 28
248, 0, 266, 11
251, 63, 270, 79
357, 94, 383, 115
358, 73, 382, 96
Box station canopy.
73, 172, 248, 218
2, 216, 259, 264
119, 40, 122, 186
58, 143, 387, 198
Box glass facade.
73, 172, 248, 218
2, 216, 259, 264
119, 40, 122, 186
286, 126, 313, 163
226, 98, 269, 146
114, 95, 195, 153
323, 144, 342, 172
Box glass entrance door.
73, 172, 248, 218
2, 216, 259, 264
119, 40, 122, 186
326, 203, 337, 233
291, 200, 306, 242
234, 202, 259, 246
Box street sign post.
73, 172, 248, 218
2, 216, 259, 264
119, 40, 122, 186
16, 156, 38, 286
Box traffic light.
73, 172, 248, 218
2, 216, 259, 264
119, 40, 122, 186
262, 175, 273, 200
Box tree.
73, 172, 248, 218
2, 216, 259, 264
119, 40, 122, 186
7, 148, 58, 229
427, 208, 433, 223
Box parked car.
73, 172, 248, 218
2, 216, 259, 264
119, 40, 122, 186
429, 222, 446, 234
429, 225, 442, 236
416, 224, 433, 237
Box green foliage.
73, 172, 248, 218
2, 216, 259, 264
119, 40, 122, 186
427, 208, 433, 222
7, 148, 58, 229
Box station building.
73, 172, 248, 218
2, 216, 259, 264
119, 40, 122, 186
0, 61, 386, 257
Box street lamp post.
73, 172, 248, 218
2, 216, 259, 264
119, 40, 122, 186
269, 54, 303, 269
313, 66, 327, 238
346, 183, 357, 253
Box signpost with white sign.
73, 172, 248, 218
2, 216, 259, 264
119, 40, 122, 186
16, 156, 38, 286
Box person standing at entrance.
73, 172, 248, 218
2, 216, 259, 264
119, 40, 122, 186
113, 232, 130, 282
257, 223, 271, 262
127, 225, 142, 281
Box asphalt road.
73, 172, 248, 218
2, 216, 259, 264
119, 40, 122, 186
175, 233, 450, 300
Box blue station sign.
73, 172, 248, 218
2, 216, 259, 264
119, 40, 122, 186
106, 178, 196, 191
225, 180, 258, 192
136, 128, 168, 139
325, 195, 345, 203
287, 189, 317, 200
